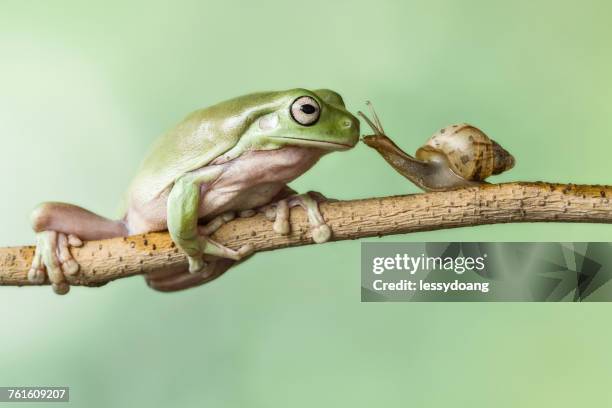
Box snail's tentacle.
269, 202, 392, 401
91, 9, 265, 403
366, 100, 386, 134
358, 111, 383, 135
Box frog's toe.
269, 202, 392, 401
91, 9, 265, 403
273, 218, 290, 235
52, 281, 70, 295
221, 211, 236, 222
57, 232, 81, 276
238, 209, 256, 218
62, 260, 80, 276
28, 267, 46, 284
200, 211, 236, 235
187, 255, 207, 274
28, 247, 46, 284
44, 247, 69, 294
263, 206, 277, 221
311, 224, 332, 243
237, 244, 254, 258
268, 200, 290, 235
68, 234, 83, 247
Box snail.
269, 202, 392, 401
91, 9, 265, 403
358, 102, 515, 192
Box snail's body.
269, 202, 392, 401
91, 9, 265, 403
359, 104, 515, 192
362, 132, 483, 192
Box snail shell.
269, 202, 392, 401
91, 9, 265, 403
415, 123, 515, 181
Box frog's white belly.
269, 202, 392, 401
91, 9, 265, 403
200, 182, 284, 217
126, 147, 324, 234
200, 147, 324, 218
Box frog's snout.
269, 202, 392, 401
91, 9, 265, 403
340, 113, 359, 132
341, 115, 360, 147
340, 116, 361, 137
341, 118, 354, 129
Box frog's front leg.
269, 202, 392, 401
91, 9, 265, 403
167, 169, 254, 274
262, 189, 332, 244
143, 212, 242, 293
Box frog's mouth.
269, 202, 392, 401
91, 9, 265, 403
271, 136, 354, 150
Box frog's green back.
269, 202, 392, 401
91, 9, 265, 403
127, 91, 287, 205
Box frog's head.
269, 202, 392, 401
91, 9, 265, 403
239, 88, 360, 152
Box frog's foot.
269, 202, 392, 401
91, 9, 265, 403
145, 258, 235, 292
197, 210, 256, 237
262, 199, 291, 235
199, 211, 236, 235
28, 231, 83, 295
186, 235, 254, 274
238, 209, 256, 218
262, 191, 332, 244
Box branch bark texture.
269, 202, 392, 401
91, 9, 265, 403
2, 182, 612, 288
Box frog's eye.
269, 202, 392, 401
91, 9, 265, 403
290, 96, 320, 126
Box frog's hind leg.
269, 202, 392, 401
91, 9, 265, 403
29, 202, 128, 294
145, 258, 236, 292
31, 202, 128, 240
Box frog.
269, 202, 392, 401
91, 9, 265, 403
28, 88, 360, 294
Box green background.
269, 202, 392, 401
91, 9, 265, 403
1, 0, 612, 406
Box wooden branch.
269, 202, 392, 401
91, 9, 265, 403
2, 181, 612, 288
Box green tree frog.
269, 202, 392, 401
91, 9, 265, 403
28, 88, 360, 294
